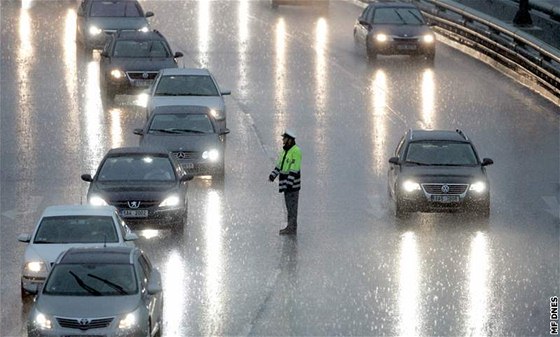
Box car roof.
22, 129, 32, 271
159, 67, 211, 76
41, 205, 117, 217
59, 246, 135, 265
114, 30, 165, 41
409, 129, 471, 142
151, 105, 212, 115
106, 146, 170, 156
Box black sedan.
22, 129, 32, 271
81, 147, 193, 231
387, 129, 493, 218
99, 30, 183, 102
353, 1, 436, 63
134, 105, 230, 181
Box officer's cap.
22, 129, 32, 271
282, 129, 296, 139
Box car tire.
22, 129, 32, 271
425, 51, 435, 66
21, 283, 32, 301
394, 197, 408, 218
476, 200, 490, 218
366, 41, 377, 62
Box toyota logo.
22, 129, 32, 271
441, 184, 450, 193
128, 201, 141, 209
79, 318, 90, 326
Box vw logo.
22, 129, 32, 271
142, 72, 149, 79
79, 318, 90, 326
441, 184, 450, 193
128, 201, 141, 209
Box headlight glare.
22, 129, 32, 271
202, 149, 220, 161
118, 313, 137, 329
110, 69, 125, 79
423, 34, 435, 43
469, 181, 486, 193
138, 26, 149, 33
89, 26, 102, 36
210, 109, 225, 120
402, 180, 421, 193
25, 261, 46, 274
160, 195, 180, 207
376, 33, 388, 42
89, 195, 108, 206
35, 313, 52, 330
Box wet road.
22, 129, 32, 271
1, 1, 559, 336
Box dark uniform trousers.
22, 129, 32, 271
284, 190, 299, 231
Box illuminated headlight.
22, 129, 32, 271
110, 69, 125, 79
138, 26, 149, 33
89, 195, 108, 206
202, 149, 220, 162
469, 181, 486, 193
118, 312, 137, 330
210, 109, 225, 120
24, 261, 47, 275
34, 312, 52, 330
423, 34, 435, 43
88, 26, 102, 36
160, 195, 180, 207
402, 180, 421, 193
375, 33, 388, 42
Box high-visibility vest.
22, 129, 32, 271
270, 144, 301, 193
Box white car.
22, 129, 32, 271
17, 205, 138, 299
146, 67, 231, 130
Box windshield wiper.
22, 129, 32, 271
69, 271, 102, 296
405, 160, 430, 165
87, 273, 128, 295
406, 10, 424, 24
155, 92, 180, 96
172, 129, 205, 133
394, 10, 406, 24
150, 128, 182, 134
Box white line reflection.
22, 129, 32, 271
369, 70, 387, 176
163, 250, 186, 336
466, 231, 491, 336
198, 0, 210, 68
63, 9, 79, 125
420, 69, 435, 130
108, 108, 123, 148
204, 191, 224, 335
314, 18, 328, 115
84, 61, 105, 168
237, 0, 250, 101
398, 231, 422, 336
274, 18, 287, 137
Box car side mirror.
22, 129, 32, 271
100, 51, 109, 58
81, 174, 93, 182
481, 158, 494, 166
133, 128, 144, 136
124, 232, 139, 241
389, 157, 400, 165
181, 174, 194, 182
220, 128, 230, 135
221, 89, 231, 96
174, 52, 184, 58
359, 19, 370, 28
17, 233, 31, 243
147, 270, 162, 294
145, 11, 154, 18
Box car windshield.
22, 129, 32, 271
405, 141, 478, 165
44, 264, 137, 296
154, 75, 219, 96
97, 155, 175, 182
113, 40, 170, 58
149, 113, 214, 134
373, 7, 425, 25
34, 216, 118, 244
90, 1, 142, 17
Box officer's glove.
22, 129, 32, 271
269, 174, 275, 182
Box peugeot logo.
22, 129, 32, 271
142, 72, 149, 79
441, 184, 450, 193
128, 201, 141, 209
79, 318, 90, 326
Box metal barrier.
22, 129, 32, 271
413, 0, 560, 104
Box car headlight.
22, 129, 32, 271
375, 33, 388, 42
202, 149, 220, 162
402, 180, 421, 193
34, 312, 52, 330
88, 26, 102, 36
89, 195, 108, 206
138, 26, 149, 33
423, 34, 435, 43
159, 195, 180, 207
23, 261, 47, 275
110, 69, 125, 79
118, 312, 138, 330
469, 181, 487, 193
210, 109, 225, 121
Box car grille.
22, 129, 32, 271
56, 317, 113, 330
112, 200, 160, 209
127, 71, 159, 80
393, 36, 419, 42
422, 184, 468, 194
173, 151, 200, 160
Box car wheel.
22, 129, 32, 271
425, 51, 435, 65
394, 197, 408, 219
476, 200, 490, 218
366, 41, 377, 62
21, 283, 32, 301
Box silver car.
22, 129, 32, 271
27, 246, 163, 337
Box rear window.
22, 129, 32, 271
90, 1, 142, 17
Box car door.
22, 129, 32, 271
388, 135, 406, 198
137, 253, 162, 329
76, 0, 89, 44
354, 5, 373, 45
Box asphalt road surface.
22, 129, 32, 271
1, 1, 559, 336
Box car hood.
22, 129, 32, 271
90, 181, 179, 200
105, 58, 178, 72
25, 243, 125, 267
372, 24, 432, 37
86, 17, 148, 30
36, 294, 140, 317
399, 165, 487, 183
140, 133, 222, 152
149, 96, 225, 112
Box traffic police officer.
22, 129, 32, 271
269, 129, 302, 235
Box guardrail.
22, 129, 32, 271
412, 0, 560, 104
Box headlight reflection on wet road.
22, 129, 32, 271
466, 231, 492, 336
370, 70, 387, 176
398, 231, 422, 336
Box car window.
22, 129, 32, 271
34, 216, 119, 244
113, 40, 170, 58
136, 254, 152, 287
90, 1, 142, 17
98, 155, 176, 181
149, 113, 214, 133
154, 75, 219, 96
44, 264, 138, 296
405, 141, 478, 165
373, 7, 425, 25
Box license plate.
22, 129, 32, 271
121, 209, 148, 218
431, 195, 460, 203
181, 163, 194, 169
397, 44, 417, 50
132, 79, 152, 87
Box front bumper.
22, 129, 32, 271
397, 184, 489, 213
114, 206, 185, 227
369, 38, 435, 56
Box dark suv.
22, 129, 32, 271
387, 129, 493, 217
99, 30, 183, 102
